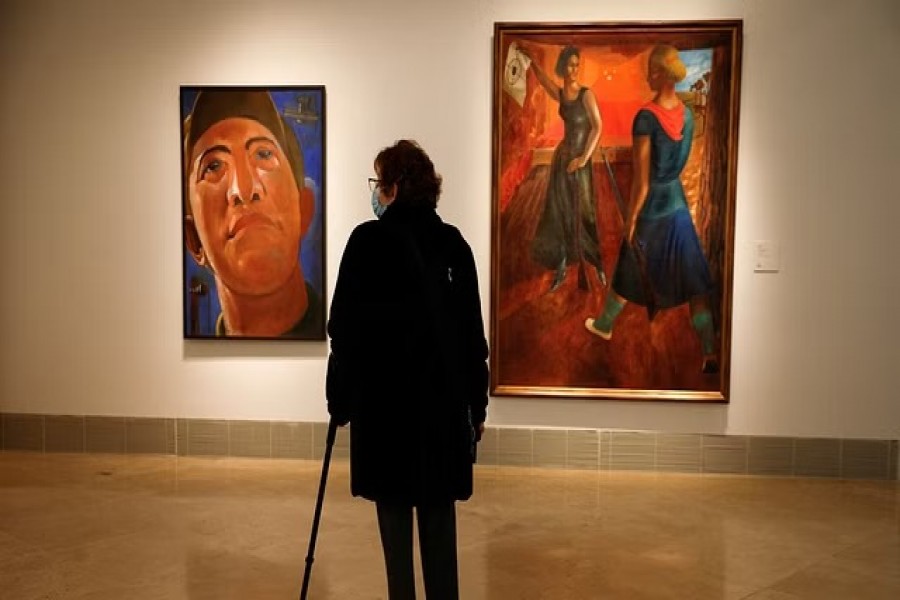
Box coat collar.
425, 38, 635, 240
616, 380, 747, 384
381, 202, 442, 228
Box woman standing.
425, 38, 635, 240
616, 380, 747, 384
522, 44, 607, 291
585, 45, 718, 373
327, 140, 489, 599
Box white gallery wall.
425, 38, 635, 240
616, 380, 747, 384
1, 0, 898, 438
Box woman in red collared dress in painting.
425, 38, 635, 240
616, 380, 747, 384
585, 45, 719, 373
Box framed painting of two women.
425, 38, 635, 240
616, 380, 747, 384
491, 21, 742, 401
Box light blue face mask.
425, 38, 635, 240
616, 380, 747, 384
371, 188, 387, 219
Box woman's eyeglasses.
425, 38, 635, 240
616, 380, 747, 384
368, 178, 381, 192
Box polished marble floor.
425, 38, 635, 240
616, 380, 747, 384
0, 452, 897, 599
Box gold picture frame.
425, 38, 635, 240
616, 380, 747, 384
491, 21, 742, 401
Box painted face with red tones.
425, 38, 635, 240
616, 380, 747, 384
564, 53, 580, 84
188, 117, 302, 296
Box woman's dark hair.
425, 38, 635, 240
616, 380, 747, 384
375, 139, 442, 209
554, 45, 580, 78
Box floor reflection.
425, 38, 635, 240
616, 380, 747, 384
0, 453, 897, 599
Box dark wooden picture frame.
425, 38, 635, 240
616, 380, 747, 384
491, 21, 742, 400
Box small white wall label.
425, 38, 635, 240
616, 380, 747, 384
753, 240, 780, 272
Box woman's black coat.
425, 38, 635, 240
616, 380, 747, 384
326, 203, 489, 505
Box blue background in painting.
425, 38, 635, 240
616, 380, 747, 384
675, 49, 713, 92
180, 88, 324, 337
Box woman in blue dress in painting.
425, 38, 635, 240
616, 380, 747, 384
520, 44, 607, 292
584, 45, 718, 373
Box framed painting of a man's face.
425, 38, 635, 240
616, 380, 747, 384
491, 22, 742, 401
180, 86, 326, 340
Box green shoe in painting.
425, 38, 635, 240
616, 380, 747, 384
702, 356, 720, 374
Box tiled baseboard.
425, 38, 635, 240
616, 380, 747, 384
1, 412, 897, 481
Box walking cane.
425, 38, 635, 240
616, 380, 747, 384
299, 418, 339, 600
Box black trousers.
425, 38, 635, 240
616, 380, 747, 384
375, 502, 459, 600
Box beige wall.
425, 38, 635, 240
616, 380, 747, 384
1, 0, 897, 438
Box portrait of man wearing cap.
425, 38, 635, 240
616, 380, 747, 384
181, 88, 324, 339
